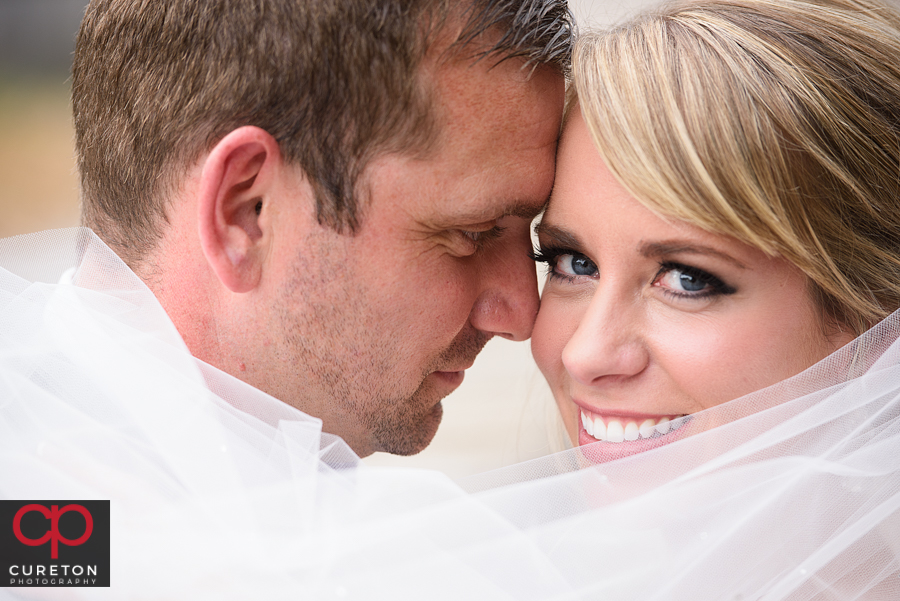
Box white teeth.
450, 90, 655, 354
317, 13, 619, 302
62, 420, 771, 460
656, 417, 670, 435
606, 420, 625, 442
580, 411, 686, 443
623, 421, 639, 441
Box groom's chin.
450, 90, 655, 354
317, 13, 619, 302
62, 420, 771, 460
372, 400, 445, 457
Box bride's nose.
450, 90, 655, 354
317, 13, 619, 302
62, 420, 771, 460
560, 287, 648, 386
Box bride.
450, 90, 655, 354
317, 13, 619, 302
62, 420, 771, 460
2, 0, 899, 598
473, 0, 900, 597
532, 0, 900, 460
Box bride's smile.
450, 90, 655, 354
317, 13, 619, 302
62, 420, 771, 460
531, 109, 854, 452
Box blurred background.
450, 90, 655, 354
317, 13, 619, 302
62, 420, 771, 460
0, 0, 87, 238
0, 0, 659, 479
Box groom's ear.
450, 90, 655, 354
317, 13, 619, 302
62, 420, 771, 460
196, 126, 280, 293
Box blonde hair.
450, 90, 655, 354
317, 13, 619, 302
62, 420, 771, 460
573, 0, 900, 335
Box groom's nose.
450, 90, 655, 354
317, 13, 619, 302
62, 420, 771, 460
468, 224, 540, 341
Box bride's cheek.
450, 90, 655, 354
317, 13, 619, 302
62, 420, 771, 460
532, 301, 581, 442
531, 298, 569, 378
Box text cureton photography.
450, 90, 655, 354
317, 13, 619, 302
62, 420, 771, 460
0, 500, 110, 588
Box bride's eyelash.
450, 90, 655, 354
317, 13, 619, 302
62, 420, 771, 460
529, 246, 559, 265
655, 261, 737, 298
530, 245, 583, 282
530, 244, 573, 266
530, 247, 736, 297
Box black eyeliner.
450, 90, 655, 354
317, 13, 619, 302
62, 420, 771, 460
531, 244, 597, 282
658, 261, 737, 296
530, 244, 571, 266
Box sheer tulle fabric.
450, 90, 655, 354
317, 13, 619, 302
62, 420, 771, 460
1, 229, 898, 599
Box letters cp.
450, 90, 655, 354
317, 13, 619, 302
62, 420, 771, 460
13, 504, 93, 559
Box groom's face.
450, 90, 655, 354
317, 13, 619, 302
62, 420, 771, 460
274, 55, 564, 457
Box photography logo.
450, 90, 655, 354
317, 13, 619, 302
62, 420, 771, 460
1, 501, 109, 587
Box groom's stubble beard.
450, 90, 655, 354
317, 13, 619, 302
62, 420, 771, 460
274, 234, 492, 456
368, 327, 491, 455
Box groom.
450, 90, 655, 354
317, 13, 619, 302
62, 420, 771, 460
72, 0, 570, 457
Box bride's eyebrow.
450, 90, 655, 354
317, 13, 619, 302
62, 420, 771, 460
639, 241, 747, 269
534, 222, 584, 251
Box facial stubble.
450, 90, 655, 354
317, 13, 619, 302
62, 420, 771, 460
278, 237, 491, 455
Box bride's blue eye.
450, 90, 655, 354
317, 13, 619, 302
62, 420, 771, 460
560, 254, 597, 277
667, 269, 706, 292
531, 246, 598, 280
654, 262, 736, 298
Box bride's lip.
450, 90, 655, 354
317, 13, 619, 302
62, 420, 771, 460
572, 400, 691, 461
571, 400, 679, 422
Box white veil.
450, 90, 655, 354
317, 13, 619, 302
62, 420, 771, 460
464, 316, 900, 599
1, 228, 899, 599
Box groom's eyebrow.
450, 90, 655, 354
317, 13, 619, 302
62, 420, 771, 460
504, 200, 546, 220
452, 200, 545, 224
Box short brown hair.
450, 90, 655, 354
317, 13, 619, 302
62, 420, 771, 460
573, 0, 900, 335
73, 0, 573, 267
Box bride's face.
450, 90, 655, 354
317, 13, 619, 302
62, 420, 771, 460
532, 111, 853, 454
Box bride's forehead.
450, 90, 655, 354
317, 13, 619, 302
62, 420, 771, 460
547, 115, 770, 260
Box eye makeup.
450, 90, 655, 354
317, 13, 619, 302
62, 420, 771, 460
652, 261, 737, 300
531, 245, 597, 282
